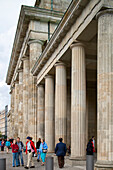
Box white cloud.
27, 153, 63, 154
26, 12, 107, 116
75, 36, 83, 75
0, 0, 35, 110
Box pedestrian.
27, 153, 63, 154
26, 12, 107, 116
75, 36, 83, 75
55, 138, 67, 169
39, 139, 48, 166
92, 136, 95, 150
9, 137, 14, 144
5, 138, 11, 154
11, 139, 19, 167
86, 138, 95, 155
16, 137, 24, 166
1, 139, 5, 152
36, 138, 41, 162
24, 136, 37, 169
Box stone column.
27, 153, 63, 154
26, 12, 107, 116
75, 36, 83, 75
14, 80, 19, 138
70, 42, 86, 159
18, 69, 23, 141
28, 40, 43, 142
67, 79, 71, 148
37, 85, 45, 139
55, 62, 67, 144
45, 75, 55, 152
22, 56, 29, 144
9, 87, 14, 138
95, 9, 113, 169
11, 86, 15, 138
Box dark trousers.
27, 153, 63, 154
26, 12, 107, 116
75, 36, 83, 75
58, 156, 64, 168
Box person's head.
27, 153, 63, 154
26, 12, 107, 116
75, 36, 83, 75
89, 139, 93, 142
26, 136, 31, 142
92, 136, 95, 140
59, 138, 63, 143
7, 138, 9, 141
41, 139, 45, 143
2, 139, 4, 142
17, 137, 20, 142
13, 139, 16, 144
38, 138, 41, 142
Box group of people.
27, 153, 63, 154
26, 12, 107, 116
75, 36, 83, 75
25, 137, 48, 169
0, 136, 96, 169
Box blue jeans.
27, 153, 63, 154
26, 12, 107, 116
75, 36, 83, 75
12, 153, 19, 167
18, 151, 24, 165
37, 149, 40, 160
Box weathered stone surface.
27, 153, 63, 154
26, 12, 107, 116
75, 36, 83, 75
18, 69, 23, 141
70, 43, 86, 159
45, 75, 55, 152
22, 56, 30, 144
13, 81, 19, 138
55, 62, 67, 144
28, 41, 42, 142
37, 85, 45, 139
95, 9, 113, 169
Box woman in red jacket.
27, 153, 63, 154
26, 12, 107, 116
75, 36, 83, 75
24, 137, 37, 169
11, 139, 19, 167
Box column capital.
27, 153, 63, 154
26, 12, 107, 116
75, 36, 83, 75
70, 41, 85, 49
17, 68, 23, 73
55, 61, 66, 67
96, 9, 113, 20
14, 80, 19, 85
28, 39, 45, 46
21, 55, 29, 61
37, 84, 44, 88
44, 74, 54, 79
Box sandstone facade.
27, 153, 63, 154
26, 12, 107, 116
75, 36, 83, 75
6, 0, 113, 169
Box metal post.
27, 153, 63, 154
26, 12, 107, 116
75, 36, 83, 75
86, 155, 94, 170
0, 158, 6, 170
46, 156, 54, 170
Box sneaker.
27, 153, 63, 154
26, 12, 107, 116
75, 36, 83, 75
24, 167, 29, 169
30, 166, 35, 168
37, 159, 40, 162
12, 166, 15, 167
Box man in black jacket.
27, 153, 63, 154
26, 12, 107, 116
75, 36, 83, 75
36, 138, 41, 162
55, 138, 67, 168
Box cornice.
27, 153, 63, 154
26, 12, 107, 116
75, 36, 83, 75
6, 5, 64, 85
31, 0, 90, 76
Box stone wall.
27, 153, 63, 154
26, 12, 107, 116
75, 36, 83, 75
35, 0, 72, 12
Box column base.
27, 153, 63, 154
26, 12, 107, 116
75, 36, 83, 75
68, 156, 86, 166
95, 161, 113, 170
70, 156, 86, 161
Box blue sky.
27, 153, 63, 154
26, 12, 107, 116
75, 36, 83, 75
0, 0, 35, 110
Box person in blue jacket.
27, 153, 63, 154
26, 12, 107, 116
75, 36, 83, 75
39, 139, 48, 166
55, 138, 67, 168
5, 138, 11, 154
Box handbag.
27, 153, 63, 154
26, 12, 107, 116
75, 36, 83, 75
43, 149, 48, 153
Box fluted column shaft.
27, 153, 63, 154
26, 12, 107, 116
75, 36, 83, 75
37, 85, 45, 139
18, 70, 23, 141
14, 81, 19, 138
45, 75, 55, 152
10, 86, 15, 138
71, 43, 86, 159
55, 62, 67, 144
23, 56, 29, 144
95, 10, 113, 169
28, 41, 42, 142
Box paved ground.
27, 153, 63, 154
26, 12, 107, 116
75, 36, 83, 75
0, 150, 86, 170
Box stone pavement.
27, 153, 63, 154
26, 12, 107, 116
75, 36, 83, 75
0, 151, 86, 170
